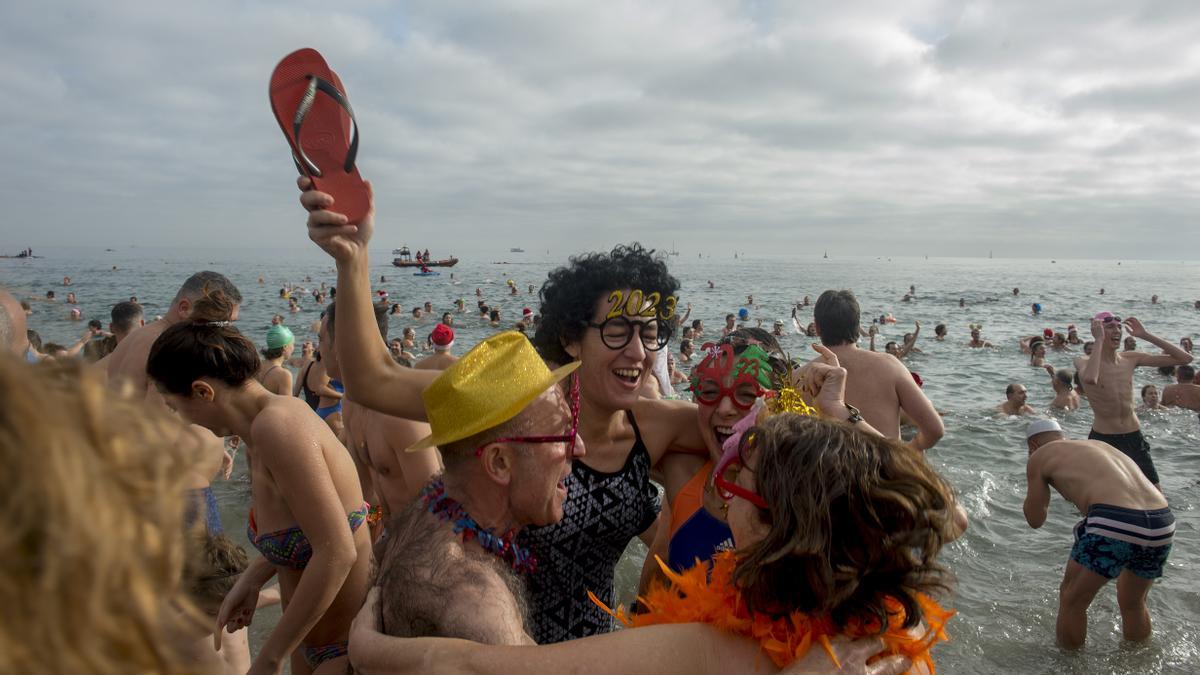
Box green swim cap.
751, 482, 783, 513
266, 324, 295, 349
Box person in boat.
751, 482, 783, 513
346, 353, 958, 675
146, 290, 369, 675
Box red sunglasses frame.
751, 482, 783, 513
712, 435, 769, 510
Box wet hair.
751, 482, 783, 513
733, 415, 953, 629
0, 357, 205, 675
680, 338, 693, 352
1157, 365, 1176, 377
1005, 383, 1022, 397
1141, 384, 1157, 399
43, 342, 67, 355
885, 341, 898, 352
692, 319, 703, 330
814, 290, 861, 347
934, 324, 946, 336
26, 329, 42, 351
725, 313, 735, 322
534, 243, 679, 365
173, 270, 242, 306
146, 290, 260, 395
324, 300, 389, 344
490, 309, 501, 322
1178, 365, 1196, 382
109, 301, 143, 333
87, 319, 103, 332
1053, 369, 1073, 388
184, 531, 248, 614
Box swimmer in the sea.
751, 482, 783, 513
1139, 384, 1165, 411
1044, 366, 1080, 411
967, 324, 991, 348
997, 383, 1037, 416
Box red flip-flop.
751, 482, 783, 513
269, 48, 369, 223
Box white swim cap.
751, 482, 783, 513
1025, 419, 1063, 439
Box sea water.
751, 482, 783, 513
5, 246, 1199, 674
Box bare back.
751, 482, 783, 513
1162, 383, 1200, 412
414, 352, 458, 371
1075, 353, 1140, 434
105, 319, 170, 400
1031, 440, 1165, 514
827, 345, 906, 436
376, 505, 532, 645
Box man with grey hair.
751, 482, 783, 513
106, 271, 241, 395
1022, 419, 1174, 650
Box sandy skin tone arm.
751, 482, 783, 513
301, 178, 438, 421
347, 589, 911, 675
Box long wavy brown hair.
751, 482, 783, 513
0, 356, 208, 674
733, 414, 956, 631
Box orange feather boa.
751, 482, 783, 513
590, 552, 953, 673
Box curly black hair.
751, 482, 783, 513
533, 243, 680, 365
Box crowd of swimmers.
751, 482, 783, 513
0, 184, 1195, 674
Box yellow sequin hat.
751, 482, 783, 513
406, 331, 579, 452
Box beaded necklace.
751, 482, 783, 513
420, 478, 537, 574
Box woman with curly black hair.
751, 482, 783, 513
513, 244, 716, 643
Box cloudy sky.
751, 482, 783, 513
2, 0, 1198, 259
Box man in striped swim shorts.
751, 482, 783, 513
1021, 419, 1175, 650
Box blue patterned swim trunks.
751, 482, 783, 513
1071, 503, 1174, 580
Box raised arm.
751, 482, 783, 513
301, 178, 437, 420
1125, 317, 1193, 368
1023, 452, 1051, 529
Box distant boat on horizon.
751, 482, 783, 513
667, 241, 679, 256
510, 247, 525, 253
823, 250, 828, 259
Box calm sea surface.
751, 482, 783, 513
4, 246, 1199, 674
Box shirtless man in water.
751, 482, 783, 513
1161, 364, 1200, 412
330, 301, 441, 537
813, 290, 943, 450
996, 383, 1037, 416
1075, 313, 1192, 487
1044, 366, 1080, 411
414, 323, 458, 371
375, 333, 582, 644
1022, 420, 1174, 649
106, 272, 242, 395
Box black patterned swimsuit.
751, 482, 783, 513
517, 411, 661, 644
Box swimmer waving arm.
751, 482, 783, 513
301, 178, 436, 420
1123, 317, 1193, 368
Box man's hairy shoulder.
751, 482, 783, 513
375, 500, 530, 645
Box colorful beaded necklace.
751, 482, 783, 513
420, 478, 537, 574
